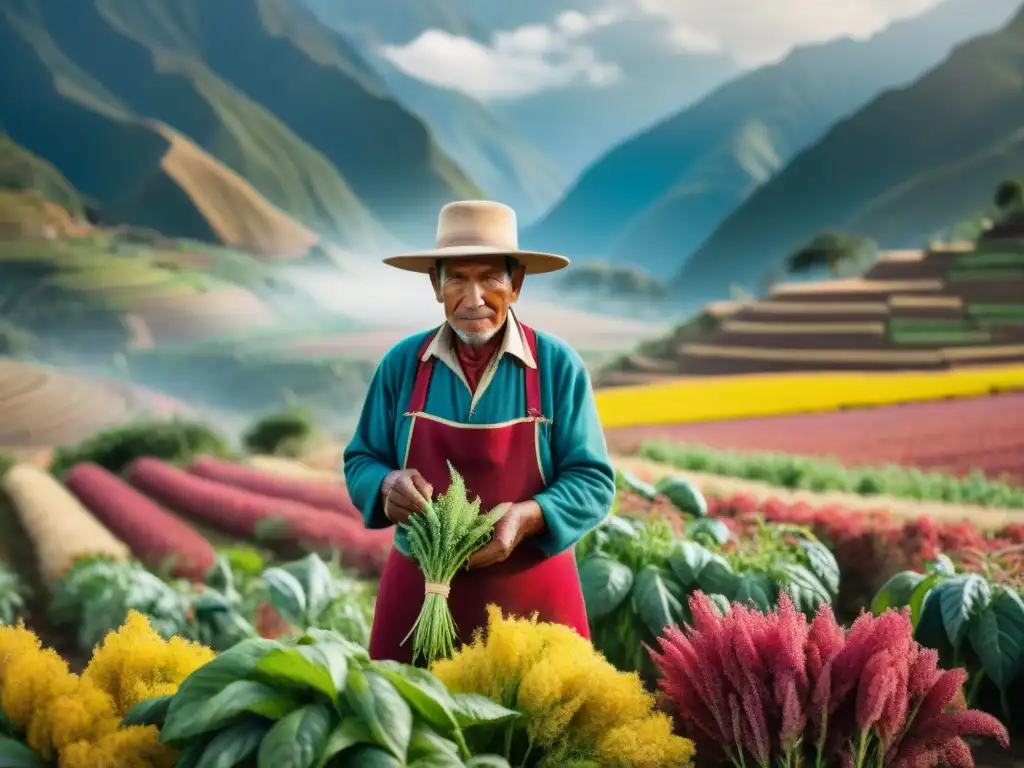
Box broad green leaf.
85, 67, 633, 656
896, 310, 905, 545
799, 540, 840, 596
929, 554, 956, 576
915, 590, 956, 660
277, 554, 335, 621
163, 738, 211, 768
937, 574, 992, 648
0, 736, 45, 767
616, 469, 658, 501
451, 693, 520, 729
409, 758, 462, 768
696, 558, 739, 599
707, 593, 731, 616
684, 518, 731, 547
782, 565, 830, 615
655, 476, 707, 517
407, 722, 461, 760
162, 679, 300, 743
969, 588, 1024, 691
370, 661, 459, 732
195, 719, 269, 768
465, 758, 512, 768
734, 573, 774, 612
342, 746, 403, 767
600, 515, 638, 538
632, 565, 685, 635
908, 572, 945, 628
123, 694, 173, 727
258, 703, 333, 768
343, 667, 412, 761
253, 644, 348, 704
667, 541, 723, 587
316, 717, 373, 768
578, 555, 634, 620
263, 567, 308, 625
871, 571, 925, 615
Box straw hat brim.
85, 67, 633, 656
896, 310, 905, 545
383, 245, 570, 275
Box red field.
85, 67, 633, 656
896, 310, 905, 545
605, 393, 1024, 481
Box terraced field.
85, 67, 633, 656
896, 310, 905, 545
606, 392, 1024, 483
602, 238, 1024, 382
0, 358, 177, 449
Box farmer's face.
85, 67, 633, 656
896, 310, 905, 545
430, 256, 525, 346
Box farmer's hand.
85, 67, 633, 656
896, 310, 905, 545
382, 469, 433, 525
468, 501, 545, 569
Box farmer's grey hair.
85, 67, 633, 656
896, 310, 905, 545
436, 256, 520, 281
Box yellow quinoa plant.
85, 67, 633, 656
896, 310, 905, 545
0, 610, 213, 767
431, 605, 696, 768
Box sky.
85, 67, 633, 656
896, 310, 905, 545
380, 0, 942, 99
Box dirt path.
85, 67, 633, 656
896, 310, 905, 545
612, 454, 1024, 530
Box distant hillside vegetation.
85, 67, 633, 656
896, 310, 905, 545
0, 0, 481, 256
526, 0, 1018, 278
678, 4, 1024, 298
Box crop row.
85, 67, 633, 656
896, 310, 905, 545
614, 483, 1024, 619
2, 455, 391, 594
636, 439, 1024, 508
606, 392, 1024, 483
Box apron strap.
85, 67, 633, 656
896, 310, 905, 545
406, 328, 441, 414
405, 322, 543, 418
519, 323, 543, 419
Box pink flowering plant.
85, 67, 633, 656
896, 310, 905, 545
649, 592, 1009, 768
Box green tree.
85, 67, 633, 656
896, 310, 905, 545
242, 409, 317, 456
785, 231, 877, 278
994, 178, 1024, 211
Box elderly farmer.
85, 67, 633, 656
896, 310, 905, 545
343, 200, 616, 662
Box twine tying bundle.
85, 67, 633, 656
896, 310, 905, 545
424, 582, 451, 600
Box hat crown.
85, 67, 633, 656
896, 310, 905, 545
435, 200, 518, 250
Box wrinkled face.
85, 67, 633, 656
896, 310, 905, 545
430, 256, 525, 346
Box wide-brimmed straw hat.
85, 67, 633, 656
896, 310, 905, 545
382, 200, 570, 275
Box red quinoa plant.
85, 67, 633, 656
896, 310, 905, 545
649, 592, 1009, 768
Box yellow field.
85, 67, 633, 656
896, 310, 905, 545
594, 364, 1024, 428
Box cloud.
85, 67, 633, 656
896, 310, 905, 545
379, 10, 623, 99
635, 0, 942, 66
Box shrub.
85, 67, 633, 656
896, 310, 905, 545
432, 605, 696, 767
650, 593, 1009, 767
50, 419, 233, 478
241, 409, 316, 456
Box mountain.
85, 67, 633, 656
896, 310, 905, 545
303, 0, 567, 223
375, 67, 567, 224
677, 3, 1024, 299
308, 0, 739, 196
0, 0, 479, 253
527, 0, 1020, 278
486, 15, 740, 182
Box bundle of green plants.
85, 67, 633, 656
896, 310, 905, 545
400, 462, 508, 665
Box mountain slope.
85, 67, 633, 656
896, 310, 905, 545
0, 0, 477, 250
527, 0, 1019, 276
678, 4, 1024, 298
372, 66, 566, 223
305, 0, 567, 223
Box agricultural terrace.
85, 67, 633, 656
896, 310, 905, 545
0, 406, 1020, 765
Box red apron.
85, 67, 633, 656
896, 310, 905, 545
368, 323, 591, 663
